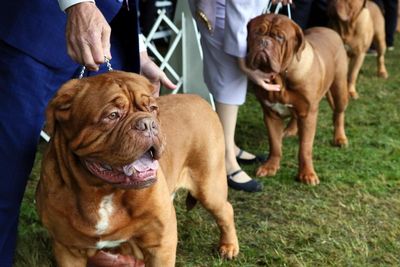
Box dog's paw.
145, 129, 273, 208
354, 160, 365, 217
333, 136, 348, 148
297, 172, 320, 186
349, 90, 359, 100
219, 243, 239, 260
378, 70, 388, 79
256, 162, 280, 177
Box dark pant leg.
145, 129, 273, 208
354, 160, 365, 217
0, 40, 78, 267
382, 0, 398, 47
291, 0, 314, 29
287, 0, 328, 29
308, 0, 328, 28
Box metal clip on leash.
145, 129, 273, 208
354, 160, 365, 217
263, 0, 292, 20
78, 56, 113, 79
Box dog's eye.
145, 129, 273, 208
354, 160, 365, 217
107, 112, 120, 120
149, 104, 158, 114
275, 35, 285, 43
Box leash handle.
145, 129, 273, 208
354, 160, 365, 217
263, 0, 292, 20
78, 56, 113, 79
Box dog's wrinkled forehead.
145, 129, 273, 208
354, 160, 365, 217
249, 14, 296, 40
75, 72, 156, 115
82, 72, 153, 104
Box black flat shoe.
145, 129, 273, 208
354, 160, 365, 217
236, 149, 266, 165
227, 170, 263, 192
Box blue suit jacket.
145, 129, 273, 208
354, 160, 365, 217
0, 0, 138, 70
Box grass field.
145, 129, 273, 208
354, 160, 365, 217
15, 38, 400, 266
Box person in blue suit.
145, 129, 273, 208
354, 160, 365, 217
271, 0, 328, 29
0, 0, 175, 265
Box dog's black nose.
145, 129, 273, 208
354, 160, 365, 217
135, 117, 158, 137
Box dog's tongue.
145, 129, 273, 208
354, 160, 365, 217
122, 152, 159, 176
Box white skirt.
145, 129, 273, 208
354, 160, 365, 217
198, 25, 248, 105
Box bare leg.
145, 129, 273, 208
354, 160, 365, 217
215, 102, 253, 183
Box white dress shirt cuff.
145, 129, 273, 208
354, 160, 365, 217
58, 0, 95, 12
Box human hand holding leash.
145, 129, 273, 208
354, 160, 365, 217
66, 2, 111, 71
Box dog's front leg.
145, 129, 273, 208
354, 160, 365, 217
53, 241, 87, 267
256, 111, 284, 177
297, 108, 320, 185
140, 209, 177, 267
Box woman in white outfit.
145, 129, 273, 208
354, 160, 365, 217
189, 0, 281, 192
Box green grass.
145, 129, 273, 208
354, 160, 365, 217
15, 39, 400, 266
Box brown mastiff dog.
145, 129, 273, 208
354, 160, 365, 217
328, 0, 388, 99
36, 71, 239, 266
246, 14, 349, 185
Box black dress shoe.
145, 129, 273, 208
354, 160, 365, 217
236, 149, 266, 165
227, 170, 263, 192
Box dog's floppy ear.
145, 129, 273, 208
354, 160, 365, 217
124, 75, 159, 115
293, 21, 305, 61
332, 0, 365, 22
246, 16, 256, 36
44, 79, 81, 137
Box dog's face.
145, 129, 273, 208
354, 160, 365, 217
246, 13, 305, 76
45, 71, 164, 189
328, 0, 367, 22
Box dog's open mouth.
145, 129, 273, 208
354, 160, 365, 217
84, 150, 159, 189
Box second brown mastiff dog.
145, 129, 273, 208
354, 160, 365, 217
328, 0, 388, 99
36, 71, 239, 266
246, 14, 349, 185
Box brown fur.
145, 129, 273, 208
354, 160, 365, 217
328, 0, 388, 99
36, 71, 239, 267
246, 14, 349, 185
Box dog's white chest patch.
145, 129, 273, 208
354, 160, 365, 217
262, 99, 293, 117
95, 194, 114, 235
96, 239, 126, 249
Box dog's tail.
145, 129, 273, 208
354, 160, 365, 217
185, 193, 197, 211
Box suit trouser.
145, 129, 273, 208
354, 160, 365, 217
373, 0, 398, 47
0, 40, 76, 267
0, 6, 139, 266
286, 0, 328, 29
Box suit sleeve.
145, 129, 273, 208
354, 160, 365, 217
223, 0, 264, 58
